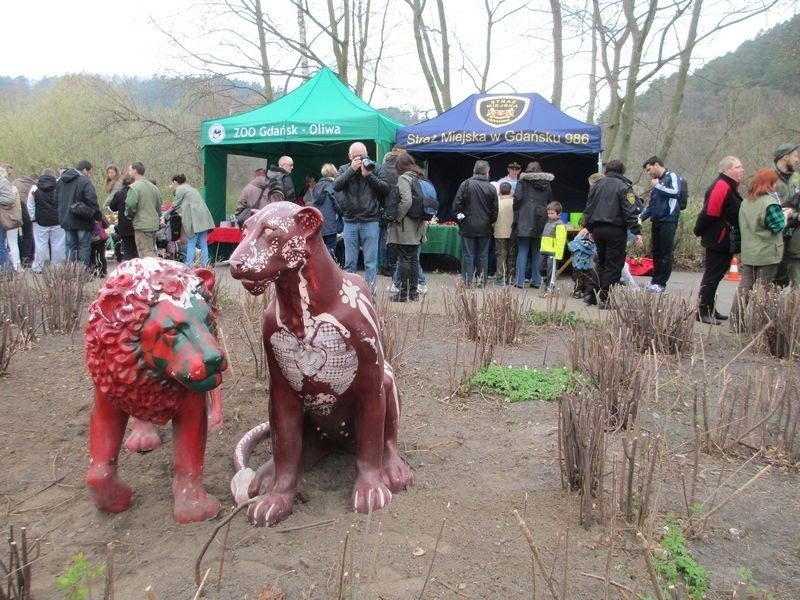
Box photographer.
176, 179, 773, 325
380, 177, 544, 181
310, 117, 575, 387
333, 141, 391, 298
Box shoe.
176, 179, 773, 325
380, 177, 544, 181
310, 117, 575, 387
530, 283, 540, 289
418, 283, 428, 294
646, 283, 665, 293
390, 294, 406, 302
495, 281, 506, 287
583, 293, 597, 305
514, 283, 525, 289
597, 301, 609, 310
388, 283, 400, 294
714, 310, 728, 321
696, 313, 721, 325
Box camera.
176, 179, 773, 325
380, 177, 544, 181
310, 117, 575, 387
360, 155, 376, 171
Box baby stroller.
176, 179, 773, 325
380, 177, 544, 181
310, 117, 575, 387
156, 213, 185, 263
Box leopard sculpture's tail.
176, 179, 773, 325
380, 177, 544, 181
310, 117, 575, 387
231, 422, 271, 505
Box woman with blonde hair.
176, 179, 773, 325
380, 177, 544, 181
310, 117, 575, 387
729, 167, 785, 330
311, 163, 342, 260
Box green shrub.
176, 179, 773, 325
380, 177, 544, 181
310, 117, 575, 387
654, 515, 710, 600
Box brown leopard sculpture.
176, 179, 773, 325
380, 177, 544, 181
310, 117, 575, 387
229, 201, 414, 527
84, 257, 227, 523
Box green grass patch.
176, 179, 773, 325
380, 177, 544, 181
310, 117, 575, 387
526, 309, 583, 328
470, 364, 574, 402
654, 515, 710, 600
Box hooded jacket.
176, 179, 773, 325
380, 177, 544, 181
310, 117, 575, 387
268, 165, 296, 204
56, 168, 100, 231
311, 177, 342, 237
513, 171, 554, 237
31, 174, 59, 227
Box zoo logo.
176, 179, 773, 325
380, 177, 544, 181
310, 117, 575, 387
208, 123, 226, 144
475, 96, 530, 128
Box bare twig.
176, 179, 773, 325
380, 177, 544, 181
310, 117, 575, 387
513, 510, 560, 599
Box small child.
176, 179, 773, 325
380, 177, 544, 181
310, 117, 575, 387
539, 201, 568, 295
493, 181, 516, 285
568, 228, 598, 298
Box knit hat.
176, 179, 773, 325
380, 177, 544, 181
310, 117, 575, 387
774, 144, 799, 163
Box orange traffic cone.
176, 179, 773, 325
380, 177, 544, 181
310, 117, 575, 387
725, 256, 741, 281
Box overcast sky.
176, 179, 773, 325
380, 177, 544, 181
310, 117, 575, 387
2, 0, 797, 115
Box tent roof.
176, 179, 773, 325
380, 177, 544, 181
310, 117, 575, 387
396, 92, 601, 154
200, 67, 402, 148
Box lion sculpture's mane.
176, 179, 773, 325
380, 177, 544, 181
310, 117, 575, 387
85, 258, 219, 424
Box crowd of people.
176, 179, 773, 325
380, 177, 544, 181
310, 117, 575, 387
4, 142, 798, 324
0, 160, 216, 275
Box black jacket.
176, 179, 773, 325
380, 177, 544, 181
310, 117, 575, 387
108, 186, 134, 237
452, 174, 498, 237
333, 163, 391, 223
32, 174, 59, 227
693, 172, 742, 253
311, 178, 341, 237
268, 165, 296, 204
56, 168, 100, 231
513, 171, 554, 237
584, 172, 642, 235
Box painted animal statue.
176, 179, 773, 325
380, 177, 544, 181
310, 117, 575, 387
229, 201, 414, 527
84, 257, 228, 523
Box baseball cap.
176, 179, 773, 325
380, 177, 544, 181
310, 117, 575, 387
774, 144, 799, 162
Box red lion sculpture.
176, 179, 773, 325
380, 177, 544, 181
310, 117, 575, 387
229, 202, 414, 527
85, 257, 227, 523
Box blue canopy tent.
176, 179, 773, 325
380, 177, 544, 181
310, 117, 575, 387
396, 93, 602, 218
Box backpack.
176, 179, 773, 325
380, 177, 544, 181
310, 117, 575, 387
677, 173, 689, 210
384, 186, 401, 223
407, 176, 439, 221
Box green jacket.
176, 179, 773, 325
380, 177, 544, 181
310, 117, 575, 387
165, 184, 215, 238
125, 178, 162, 232
739, 193, 783, 266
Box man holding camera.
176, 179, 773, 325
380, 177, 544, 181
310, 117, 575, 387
333, 141, 391, 298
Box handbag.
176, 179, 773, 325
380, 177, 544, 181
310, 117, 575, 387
92, 220, 109, 243
70, 200, 96, 220
0, 201, 22, 230
236, 185, 267, 228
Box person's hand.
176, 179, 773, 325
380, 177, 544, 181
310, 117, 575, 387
350, 156, 363, 172
456, 213, 466, 221
634, 234, 643, 248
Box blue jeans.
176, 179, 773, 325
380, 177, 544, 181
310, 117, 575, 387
185, 230, 210, 267
460, 235, 491, 286
393, 245, 426, 287
65, 229, 93, 267
516, 236, 542, 287
0, 228, 9, 271
343, 220, 379, 294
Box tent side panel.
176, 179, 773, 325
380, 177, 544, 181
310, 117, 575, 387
202, 146, 229, 224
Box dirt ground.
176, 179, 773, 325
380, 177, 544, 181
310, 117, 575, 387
1, 266, 799, 599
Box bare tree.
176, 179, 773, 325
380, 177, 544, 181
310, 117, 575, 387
403, 0, 452, 114
550, 0, 564, 108
587, 0, 781, 165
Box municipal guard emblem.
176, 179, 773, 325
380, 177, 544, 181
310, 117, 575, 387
475, 96, 530, 128
626, 192, 636, 205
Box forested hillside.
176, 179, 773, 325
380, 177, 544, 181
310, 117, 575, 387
624, 13, 800, 189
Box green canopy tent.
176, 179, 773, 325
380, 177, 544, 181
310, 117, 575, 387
200, 67, 403, 223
